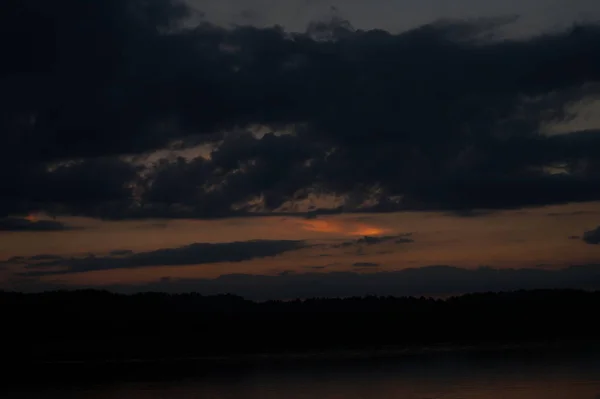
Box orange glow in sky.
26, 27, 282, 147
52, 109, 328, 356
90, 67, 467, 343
352, 226, 387, 236
298, 219, 390, 236
25, 213, 38, 223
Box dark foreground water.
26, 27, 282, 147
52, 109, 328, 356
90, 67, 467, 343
6, 347, 600, 399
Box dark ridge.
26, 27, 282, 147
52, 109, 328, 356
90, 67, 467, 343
3, 288, 600, 372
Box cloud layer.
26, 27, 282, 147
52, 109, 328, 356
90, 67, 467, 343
0, 217, 71, 232
583, 226, 600, 244
12, 265, 600, 300
4, 0, 600, 219
13, 239, 306, 276
128, 264, 600, 299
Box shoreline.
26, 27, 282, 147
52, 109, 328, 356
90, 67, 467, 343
17, 339, 600, 367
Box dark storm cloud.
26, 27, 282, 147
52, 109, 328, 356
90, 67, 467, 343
0, 157, 141, 219
4, 0, 600, 218
1, 0, 191, 218
583, 227, 600, 244
0, 217, 72, 232
1, 0, 191, 158
28, 264, 597, 300
17, 239, 306, 276
140, 132, 323, 216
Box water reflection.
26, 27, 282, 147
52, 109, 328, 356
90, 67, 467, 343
8, 352, 600, 399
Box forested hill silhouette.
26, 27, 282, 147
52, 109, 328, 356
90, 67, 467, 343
3, 289, 600, 365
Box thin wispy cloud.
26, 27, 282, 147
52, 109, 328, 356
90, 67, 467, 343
17, 240, 307, 277
0, 217, 72, 232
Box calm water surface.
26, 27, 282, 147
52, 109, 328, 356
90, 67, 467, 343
7, 350, 600, 399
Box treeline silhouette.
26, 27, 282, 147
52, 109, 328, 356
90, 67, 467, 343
3, 289, 600, 364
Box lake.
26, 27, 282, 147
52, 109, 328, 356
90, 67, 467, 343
5, 347, 600, 399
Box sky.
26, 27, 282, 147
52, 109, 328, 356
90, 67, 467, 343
187, 0, 600, 33
2, 0, 600, 299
